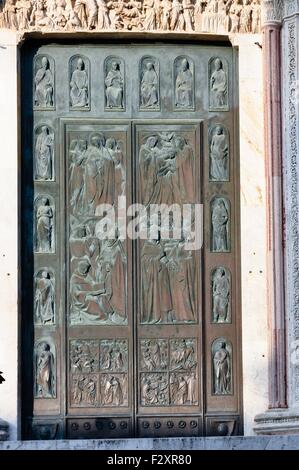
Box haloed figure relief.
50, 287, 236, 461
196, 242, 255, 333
70, 221, 126, 325
139, 132, 195, 206
140, 57, 159, 110
69, 56, 89, 108
174, 57, 194, 109
170, 372, 198, 405
34, 55, 54, 108
212, 267, 231, 323
71, 375, 97, 406
209, 57, 228, 110
100, 339, 128, 373
169, 338, 197, 371
69, 132, 124, 216
209, 125, 229, 181
212, 338, 232, 395
35, 341, 55, 398
141, 373, 168, 406
35, 196, 54, 253
141, 237, 196, 324
105, 58, 124, 109
70, 340, 99, 373
34, 270, 55, 325
211, 197, 230, 252
35, 126, 54, 181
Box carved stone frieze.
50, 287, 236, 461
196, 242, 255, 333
0, 0, 261, 34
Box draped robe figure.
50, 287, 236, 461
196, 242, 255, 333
36, 198, 53, 252
213, 342, 230, 394
212, 199, 229, 251
35, 126, 53, 180
139, 136, 158, 205
69, 140, 87, 214
175, 59, 193, 108
35, 271, 55, 324
34, 56, 54, 107
36, 343, 55, 398
210, 58, 227, 108
210, 126, 228, 180
140, 62, 159, 108
213, 268, 230, 322
105, 61, 124, 108
70, 58, 89, 108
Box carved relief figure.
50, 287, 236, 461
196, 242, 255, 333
209, 125, 229, 181
140, 339, 168, 371
35, 196, 54, 253
34, 55, 54, 108
170, 372, 197, 405
70, 56, 89, 108
105, 58, 124, 109
174, 57, 194, 109
35, 125, 54, 180
209, 57, 228, 110
106, 138, 125, 199
35, 341, 55, 398
169, 338, 196, 370
70, 340, 99, 373
140, 58, 159, 109
100, 339, 128, 372
34, 270, 55, 324
211, 197, 230, 252
141, 373, 168, 406
139, 132, 194, 206
0, 0, 261, 32
101, 374, 127, 406
212, 338, 232, 395
72, 374, 97, 405
212, 267, 231, 323
69, 139, 88, 214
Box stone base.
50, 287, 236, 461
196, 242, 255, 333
2, 436, 299, 450
0, 419, 9, 441
254, 409, 299, 435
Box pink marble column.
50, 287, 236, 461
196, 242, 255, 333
263, 21, 287, 409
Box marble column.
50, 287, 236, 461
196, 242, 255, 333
255, 0, 299, 434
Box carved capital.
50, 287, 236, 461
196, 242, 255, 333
262, 0, 284, 24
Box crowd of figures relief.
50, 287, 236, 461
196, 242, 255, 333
0, 0, 261, 33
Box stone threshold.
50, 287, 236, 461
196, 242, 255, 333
1, 435, 299, 450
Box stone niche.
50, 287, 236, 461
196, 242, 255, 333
0, 0, 261, 35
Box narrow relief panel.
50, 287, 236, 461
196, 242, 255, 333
209, 57, 229, 112
67, 127, 128, 326
174, 56, 194, 111
212, 338, 233, 395
69, 55, 90, 110
104, 56, 125, 111
34, 339, 56, 399
33, 54, 55, 110
210, 196, 230, 253
209, 125, 230, 182
34, 125, 54, 181
139, 56, 160, 111
211, 267, 231, 324
34, 268, 55, 325
34, 194, 55, 254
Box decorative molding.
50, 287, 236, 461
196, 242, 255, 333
0, 0, 261, 34
283, 0, 299, 18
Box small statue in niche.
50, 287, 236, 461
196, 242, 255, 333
210, 58, 228, 110
210, 126, 229, 181
36, 197, 54, 252
212, 267, 230, 323
35, 270, 55, 325
175, 57, 193, 109
35, 126, 53, 180
140, 60, 159, 109
35, 341, 55, 398
34, 56, 54, 108
105, 60, 124, 109
70, 57, 89, 108
211, 198, 229, 252
213, 340, 231, 395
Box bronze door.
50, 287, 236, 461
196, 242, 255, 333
21, 42, 241, 439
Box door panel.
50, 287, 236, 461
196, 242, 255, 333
21, 42, 241, 439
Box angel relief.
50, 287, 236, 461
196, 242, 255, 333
69, 132, 125, 216
139, 131, 195, 206
69, 218, 127, 325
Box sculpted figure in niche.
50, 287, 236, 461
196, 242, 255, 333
103, 375, 124, 405
69, 139, 88, 214
35, 270, 55, 325
34, 56, 54, 108
175, 57, 193, 109
36, 197, 54, 253
211, 198, 229, 252
210, 126, 229, 181
35, 341, 55, 398
140, 61, 159, 109
105, 60, 124, 109
212, 267, 230, 323
210, 58, 228, 109
213, 340, 231, 394
35, 126, 53, 180
70, 57, 89, 108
